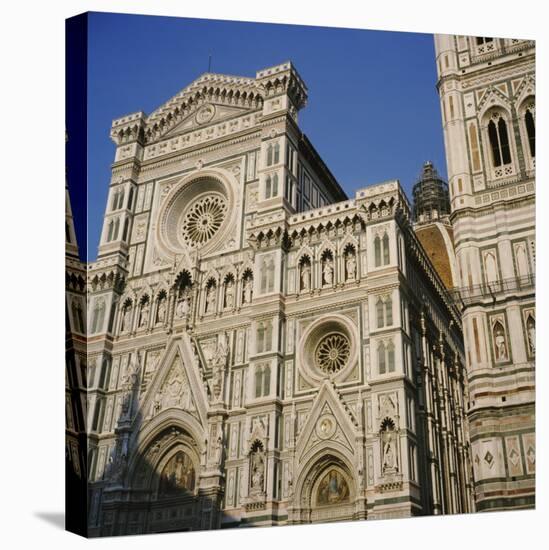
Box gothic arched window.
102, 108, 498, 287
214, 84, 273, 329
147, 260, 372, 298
107, 220, 114, 242
272, 173, 279, 197
267, 144, 273, 166
113, 218, 120, 241
376, 298, 384, 328
374, 236, 381, 267
475, 37, 495, 54
255, 364, 271, 398
274, 143, 280, 164
378, 342, 386, 374
385, 295, 393, 325
259, 255, 275, 293
387, 342, 395, 372
265, 320, 273, 351
265, 175, 272, 199
382, 233, 390, 265
525, 106, 535, 158
255, 366, 263, 397
122, 218, 129, 242
262, 365, 271, 395
72, 300, 84, 333
91, 298, 105, 334
117, 189, 125, 210
488, 113, 512, 167
257, 322, 266, 353
260, 258, 268, 294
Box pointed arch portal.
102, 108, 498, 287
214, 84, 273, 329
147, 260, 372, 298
292, 452, 359, 524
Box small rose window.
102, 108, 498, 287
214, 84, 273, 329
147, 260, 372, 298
315, 332, 351, 374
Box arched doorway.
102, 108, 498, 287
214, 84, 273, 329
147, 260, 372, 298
293, 453, 358, 524
129, 426, 202, 534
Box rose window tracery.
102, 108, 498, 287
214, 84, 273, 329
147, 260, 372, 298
180, 193, 227, 247
315, 332, 350, 374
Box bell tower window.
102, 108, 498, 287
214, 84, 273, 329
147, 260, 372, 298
475, 37, 495, 55
488, 115, 511, 167
525, 107, 535, 158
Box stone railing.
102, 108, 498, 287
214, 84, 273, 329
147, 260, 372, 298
449, 273, 535, 307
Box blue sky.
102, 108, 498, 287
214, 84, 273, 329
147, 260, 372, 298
74, 12, 447, 261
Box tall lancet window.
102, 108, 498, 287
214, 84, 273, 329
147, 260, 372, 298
374, 236, 381, 267
382, 233, 390, 265
488, 113, 512, 167
376, 298, 384, 328
525, 106, 535, 158
272, 173, 279, 197
273, 143, 280, 164
378, 342, 386, 375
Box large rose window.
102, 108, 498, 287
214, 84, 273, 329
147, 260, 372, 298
315, 333, 351, 374
157, 173, 234, 256
180, 193, 227, 247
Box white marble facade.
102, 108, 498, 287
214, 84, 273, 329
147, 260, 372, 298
82, 61, 478, 536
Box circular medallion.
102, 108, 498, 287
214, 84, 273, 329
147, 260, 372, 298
180, 192, 228, 248
195, 104, 215, 125
316, 414, 337, 440
315, 332, 350, 374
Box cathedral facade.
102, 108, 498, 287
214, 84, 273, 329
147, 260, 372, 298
79, 61, 473, 535
65, 35, 535, 537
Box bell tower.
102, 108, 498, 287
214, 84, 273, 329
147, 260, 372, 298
435, 34, 535, 511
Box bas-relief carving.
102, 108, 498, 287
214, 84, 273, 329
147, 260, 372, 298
151, 356, 195, 417
285, 361, 293, 399
230, 424, 239, 459
233, 371, 242, 408
286, 319, 295, 354
235, 330, 244, 363
367, 447, 375, 486
505, 436, 523, 477
227, 469, 236, 506
131, 214, 149, 243
522, 433, 535, 475
104, 399, 114, 432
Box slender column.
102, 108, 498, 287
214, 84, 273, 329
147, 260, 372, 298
420, 313, 442, 514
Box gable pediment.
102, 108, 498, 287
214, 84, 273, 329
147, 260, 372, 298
143, 72, 264, 143
140, 335, 208, 429
296, 380, 358, 461
163, 102, 253, 138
